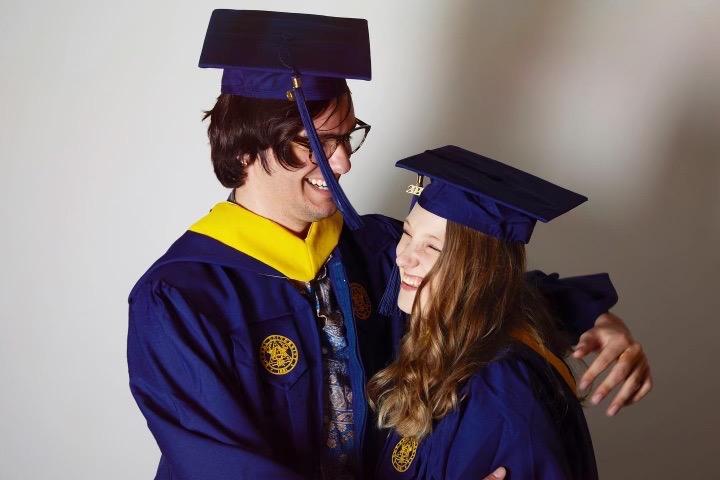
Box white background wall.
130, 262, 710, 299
2, 1, 718, 478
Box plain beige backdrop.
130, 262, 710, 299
1, 1, 718, 478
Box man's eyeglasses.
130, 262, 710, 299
292, 119, 371, 162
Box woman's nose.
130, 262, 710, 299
396, 246, 418, 269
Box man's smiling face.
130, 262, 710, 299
239, 93, 357, 233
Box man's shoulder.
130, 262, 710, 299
127, 229, 301, 336
360, 213, 402, 232
360, 213, 402, 237
341, 213, 402, 250
129, 230, 277, 302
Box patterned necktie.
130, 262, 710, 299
307, 265, 356, 480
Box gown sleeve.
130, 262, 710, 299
127, 279, 306, 480
444, 357, 588, 480
526, 271, 619, 342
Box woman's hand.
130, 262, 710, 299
572, 312, 653, 415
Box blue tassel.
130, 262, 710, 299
378, 264, 402, 316
379, 188, 420, 316
292, 80, 364, 230
410, 193, 420, 209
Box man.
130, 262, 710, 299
128, 10, 651, 480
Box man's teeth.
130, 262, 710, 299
401, 275, 422, 288
307, 178, 328, 190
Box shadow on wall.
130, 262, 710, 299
379, 1, 720, 477
582, 75, 720, 478
364, 0, 568, 219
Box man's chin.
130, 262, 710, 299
305, 203, 338, 223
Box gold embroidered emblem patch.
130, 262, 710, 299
391, 437, 418, 473
350, 282, 372, 320
259, 335, 299, 375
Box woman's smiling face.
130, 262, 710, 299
395, 204, 447, 314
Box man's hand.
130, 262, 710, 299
572, 312, 653, 416
483, 467, 506, 479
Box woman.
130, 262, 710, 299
369, 146, 603, 479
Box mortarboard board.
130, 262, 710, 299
397, 145, 588, 243
378, 145, 587, 314
198, 9, 371, 229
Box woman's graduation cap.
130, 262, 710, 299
379, 145, 588, 314
398, 145, 588, 243
198, 9, 371, 229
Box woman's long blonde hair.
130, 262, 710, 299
367, 221, 571, 440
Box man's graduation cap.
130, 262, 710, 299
199, 9, 371, 229
379, 145, 588, 313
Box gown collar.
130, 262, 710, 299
511, 327, 577, 394
189, 201, 343, 282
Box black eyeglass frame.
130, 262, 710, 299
291, 119, 371, 161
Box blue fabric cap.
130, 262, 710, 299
396, 145, 588, 243
219, 69, 349, 100
199, 9, 371, 99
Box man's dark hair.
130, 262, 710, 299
203, 89, 352, 188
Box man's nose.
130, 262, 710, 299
328, 143, 351, 176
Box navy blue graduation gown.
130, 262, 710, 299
128, 212, 615, 479
375, 343, 597, 480
128, 214, 399, 479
